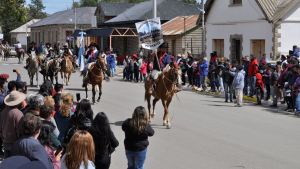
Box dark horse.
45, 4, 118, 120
144, 65, 181, 129
40, 58, 61, 84
83, 57, 107, 104
16, 48, 25, 64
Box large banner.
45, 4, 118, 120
135, 17, 164, 50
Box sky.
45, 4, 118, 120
25, 0, 79, 14
25, 0, 205, 14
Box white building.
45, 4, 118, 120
204, 0, 300, 62
10, 19, 40, 48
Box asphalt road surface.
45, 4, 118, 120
1, 58, 300, 169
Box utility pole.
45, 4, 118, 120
73, 0, 77, 30
153, 0, 157, 18
201, 0, 205, 57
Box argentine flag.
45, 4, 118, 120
77, 31, 86, 72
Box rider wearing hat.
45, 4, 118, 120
25, 42, 39, 69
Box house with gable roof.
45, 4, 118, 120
204, 0, 300, 62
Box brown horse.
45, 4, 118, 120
83, 57, 106, 104
144, 66, 181, 129
27, 56, 39, 86
60, 56, 73, 86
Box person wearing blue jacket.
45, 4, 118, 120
232, 65, 245, 107
107, 54, 116, 77
199, 57, 209, 90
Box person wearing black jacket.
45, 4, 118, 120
89, 112, 119, 169
122, 106, 154, 169
222, 61, 235, 102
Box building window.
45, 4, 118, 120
230, 0, 242, 6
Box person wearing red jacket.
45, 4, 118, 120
248, 55, 259, 97
256, 70, 264, 105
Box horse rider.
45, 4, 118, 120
24, 42, 39, 69
148, 52, 181, 94
82, 44, 109, 86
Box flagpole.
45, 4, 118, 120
153, 0, 161, 71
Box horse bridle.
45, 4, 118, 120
162, 68, 178, 93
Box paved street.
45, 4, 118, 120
1, 58, 300, 169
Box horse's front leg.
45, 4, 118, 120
92, 85, 96, 104
152, 98, 159, 118
165, 98, 173, 129
162, 99, 170, 128
97, 84, 102, 102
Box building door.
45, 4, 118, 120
213, 39, 224, 58
251, 40, 265, 59
230, 35, 242, 64
171, 40, 176, 56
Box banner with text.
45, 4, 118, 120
135, 17, 163, 50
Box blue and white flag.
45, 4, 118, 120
77, 31, 86, 71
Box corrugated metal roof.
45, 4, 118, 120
162, 15, 199, 36
105, 0, 200, 24
10, 19, 40, 33
256, 0, 278, 21
272, 0, 300, 22
30, 7, 96, 28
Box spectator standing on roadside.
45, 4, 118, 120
232, 65, 245, 107
61, 130, 95, 169
248, 55, 259, 97
122, 106, 154, 169
0, 91, 26, 158
11, 113, 53, 169
90, 112, 119, 169
270, 65, 280, 107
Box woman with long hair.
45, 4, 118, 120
122, 106, 154, 169
54, 92, 74, 142
38, 121, 61, 169
89, 112, 119, 169
61, 130, 95, 169
64, 99, 93, 145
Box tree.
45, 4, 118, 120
28, 0, 47, 20
72, 1, 81, 8
0, 0, 28, 42
80, 0, 98, 7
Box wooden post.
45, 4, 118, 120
109, 36, 112, 51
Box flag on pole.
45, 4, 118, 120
77, 31, 86, 71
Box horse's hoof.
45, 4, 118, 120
97, 99, 100, 102
166, 123, 171, 129
151, 113, 155, 118
163, 121, 167, 126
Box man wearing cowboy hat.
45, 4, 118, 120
0, 91, 26, 157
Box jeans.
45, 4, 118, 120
265, 83, 271, 100
243, 76, 248, 95
270, 86, 278, 106
295, 93, 300, 112
235, 89, 243, 105
110, 67, 115, 77
249, 76, 256, 96
200, 75, 206, 89
126, 149, 147, 169
224, 82, 233, 102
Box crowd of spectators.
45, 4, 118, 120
0, 72, 154, 169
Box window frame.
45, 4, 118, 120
229, 0, 242, 7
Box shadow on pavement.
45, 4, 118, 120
65, 88, 86, 91
207, 104, 234, 108
111, 121, 124, 126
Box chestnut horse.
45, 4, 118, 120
144, 66, 181, 129
60, 56, 73, 86
83, 57, 106, 104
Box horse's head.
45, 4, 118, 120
96, 56, 107, 71
167, 62, 182, 85
52, 58, 61, 72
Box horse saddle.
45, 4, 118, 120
150, 70, 162, 81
